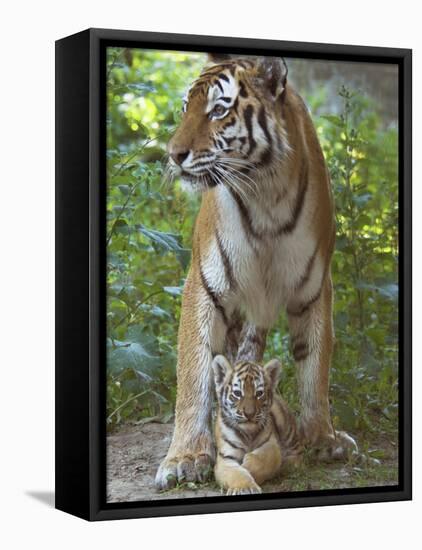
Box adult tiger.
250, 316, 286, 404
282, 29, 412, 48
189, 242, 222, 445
155, 54, 358, 490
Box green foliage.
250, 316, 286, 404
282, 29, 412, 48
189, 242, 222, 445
106, 48, 204, 429
327, 86, 398, 435
106, 49, 398, 442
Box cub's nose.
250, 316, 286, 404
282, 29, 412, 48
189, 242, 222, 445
243, 406, 256, 421
170, 148, 190, 166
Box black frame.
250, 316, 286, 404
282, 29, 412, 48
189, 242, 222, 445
55, 27, 412, 521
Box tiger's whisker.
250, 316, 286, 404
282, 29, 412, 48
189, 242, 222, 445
215, 163, 259, 198
213, 165, 249, 204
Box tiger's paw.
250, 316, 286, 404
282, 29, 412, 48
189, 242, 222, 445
315, 430, 360, 462
155, 452, 214, 491
226, 482, 262, 496
300, 416, 359, 463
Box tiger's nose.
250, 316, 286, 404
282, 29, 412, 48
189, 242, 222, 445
244, 406, 256, 420
170, 148, 190, 166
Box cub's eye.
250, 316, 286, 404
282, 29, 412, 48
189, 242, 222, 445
232, 389, 242, 399
255, 390, 264, 399
210, 104, 227, 119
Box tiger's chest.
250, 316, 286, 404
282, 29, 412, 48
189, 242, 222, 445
203, 186, 318, 328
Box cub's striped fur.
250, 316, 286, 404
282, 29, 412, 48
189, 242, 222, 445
156, 53, 358, 491
212, 356, 302, 495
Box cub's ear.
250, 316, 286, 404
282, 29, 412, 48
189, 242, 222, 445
256, 57, 288, 99
212, 355, 233, 387
264, 358, 282, 388
207, 52, 232, 64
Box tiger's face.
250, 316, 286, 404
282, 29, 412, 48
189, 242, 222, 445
167, 55, 289, 193
212, 355, 281, 426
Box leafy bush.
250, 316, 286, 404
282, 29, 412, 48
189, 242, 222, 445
106, 49, 398, 441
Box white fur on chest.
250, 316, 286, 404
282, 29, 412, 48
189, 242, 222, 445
201, 186, 321, 328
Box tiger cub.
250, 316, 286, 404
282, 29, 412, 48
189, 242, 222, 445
212, 355, 302, 495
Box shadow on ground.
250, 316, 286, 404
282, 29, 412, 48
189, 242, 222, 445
26, 491, 55, 508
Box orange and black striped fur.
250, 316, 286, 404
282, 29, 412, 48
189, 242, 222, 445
212, 356, 302, 495
156, 54, 358, 490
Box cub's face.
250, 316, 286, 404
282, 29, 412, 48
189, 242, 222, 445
167, 55, 288, 193
212, 355, 281, 426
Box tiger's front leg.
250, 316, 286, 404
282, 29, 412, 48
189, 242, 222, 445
287, 274, 359, 461
215, 455, 262, 495
155, 266, 227, 490
242, 435, 282, 485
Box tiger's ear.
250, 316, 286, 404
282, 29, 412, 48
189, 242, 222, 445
212, 355, 233, 388
256, 57, 288, 99
207, 52, 232, 64
264, 358, 282, 388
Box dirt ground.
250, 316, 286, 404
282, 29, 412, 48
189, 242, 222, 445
106, 422, 398, 503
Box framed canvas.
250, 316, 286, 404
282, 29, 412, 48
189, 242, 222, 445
55, 28, 412, 521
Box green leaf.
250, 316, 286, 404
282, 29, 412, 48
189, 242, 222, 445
367, 327, 385, 346
140, 303, 172, 319
107, 328, 160, 376
118, 185, 131, 195
334, 401, 357, 430
113, 219, 130, 235
353, 193, 372, 207
138, 224, 191, 268
368, 449, 386, 460
378, 283, 398, 300
335, 234, 349, 250
355, 281, 398, 301
138, 225, 181, 249
320, 114, 344, 127
335, 311, 349, 329
163, 286, 183, 296
126, 83, 155, 93
111, 175, 134, 185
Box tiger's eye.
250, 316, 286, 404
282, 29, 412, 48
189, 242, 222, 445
256, 390, 264, 399
211, 104, 226, 118
232, 389, 242, 398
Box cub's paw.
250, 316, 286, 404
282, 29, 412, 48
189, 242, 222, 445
315, 430, 360, 462
155, 453, 213, 491
226, 483, 262, 496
